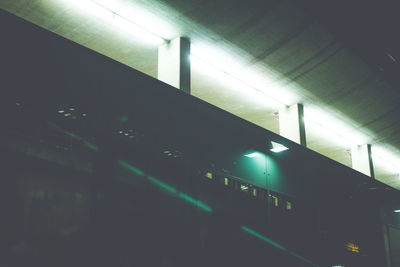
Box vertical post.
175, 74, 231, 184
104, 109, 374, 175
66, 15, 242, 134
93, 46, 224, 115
158, 37, 191, 94
351, 144, 375, 178
279, 103, 306, 146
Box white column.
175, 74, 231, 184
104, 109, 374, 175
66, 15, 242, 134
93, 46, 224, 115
158, 37, 191, 94
351, 144, 375, 178
279, 103, 306, 146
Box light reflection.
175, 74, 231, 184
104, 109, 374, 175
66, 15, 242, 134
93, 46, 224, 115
241, 225, 319, 266
118, 160, 213, 213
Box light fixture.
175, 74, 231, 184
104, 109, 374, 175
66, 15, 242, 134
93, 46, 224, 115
245, 152, 261, 158
394, 209, 400, 213
270, 141, 288, 153
58, 110, 65, 113
57, 0, 168, 45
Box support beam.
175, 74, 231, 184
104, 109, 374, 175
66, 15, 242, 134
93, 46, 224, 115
279, 104, 306, 146
351, 144, 375, 178
158, 37, 191, 94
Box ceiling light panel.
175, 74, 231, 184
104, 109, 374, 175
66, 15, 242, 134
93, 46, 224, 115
53, 0, 171, 45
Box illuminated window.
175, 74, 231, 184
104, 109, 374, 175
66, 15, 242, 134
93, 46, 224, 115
240, 184, 249, 193
252, 188, 257, 197
345, 242, 359, 253
286, 201, 292, 210
271, 195, 278, 207
205, 172, 213, 179
224, 177, 229, 185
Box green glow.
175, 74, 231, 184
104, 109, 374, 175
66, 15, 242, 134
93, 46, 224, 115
118, 161, 212, 213
119, 160, 145, 176
244, 152, 261, 158
241, 226, 319, 267
148, 176, 177, 193
120, 115, 128, 123
241, 225, 286, 251
63, 131, 98, 151
177, 192, 213, 213
85, 142, 99, 151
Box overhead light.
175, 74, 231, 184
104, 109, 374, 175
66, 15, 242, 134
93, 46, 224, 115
190, 53, 285, 110
58, 110, 65, 113
245, 152, 262, 158
270, 141, 288, 153
56, 0, 168, 45
394, 210, 400, 213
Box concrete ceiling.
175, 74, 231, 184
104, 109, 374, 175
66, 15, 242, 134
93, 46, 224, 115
2, 0, 400, 188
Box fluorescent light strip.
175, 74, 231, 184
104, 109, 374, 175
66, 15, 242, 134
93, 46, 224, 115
304, 116, 355, 148
90, 0, 167, 42
190, 54, 286, 109
58, 0, 167, 45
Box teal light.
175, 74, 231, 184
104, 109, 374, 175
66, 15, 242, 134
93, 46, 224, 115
119, 160, 213, 213
241, 225, 319, 266
148, 176, 177, 194
119, 160, 145, 176
270, 141, 289, 153
244, 152, 261, 158
178, 192, 213, 213
241, 226, 286, 251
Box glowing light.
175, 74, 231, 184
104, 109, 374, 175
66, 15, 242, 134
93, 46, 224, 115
241, 225, 286, 251
148, 175, 177, 193
118, 161, 213, 212
345, 242, 360, 253
119, 160, 145, 176
58, 110, 65, 113
270, 141, 289, 153
371, 146, 400, 174
55, 0, 167, 45
245, 152, 262, 158
190, 54, 284, 109
304, 107, 369, 148
205, 172, 213, 179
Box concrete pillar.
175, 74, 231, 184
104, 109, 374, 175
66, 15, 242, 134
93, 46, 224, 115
279, 103, 306, 146
351, 144, 375, 178
158, 37, 191, 94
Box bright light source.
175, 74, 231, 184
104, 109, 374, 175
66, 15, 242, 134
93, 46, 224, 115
64, 113, 72, 117
119, 130, 123, 134
394, 209, 400, 213
82, 113, 87, 117
58, 110, 65, 113
270, 141, 288, 153
245, 152, 262, 158
69, 107, 75, 111
371, 145, 400, 174
55, 0, 167, 45
190, 53, 285, 110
